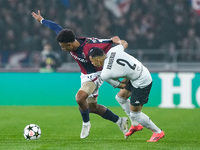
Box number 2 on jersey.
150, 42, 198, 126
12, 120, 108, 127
116, 59, 136, 70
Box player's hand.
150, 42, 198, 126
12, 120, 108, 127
31, 10, 44, 22
121, 78, 130, 84
111, 36, 128, 49
111, 36, 121, 44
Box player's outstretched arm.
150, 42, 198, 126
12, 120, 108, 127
31, 10, 63, 34
111, 36, 128, 49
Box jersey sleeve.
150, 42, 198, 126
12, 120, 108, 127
101, 73, 120, 88
114, 45, 124, 52
41, 19, 63, 34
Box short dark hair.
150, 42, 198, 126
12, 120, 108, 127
88, 47, 105, 58
56, 29, 75, 43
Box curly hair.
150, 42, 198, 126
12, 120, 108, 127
56, 29, 75, 43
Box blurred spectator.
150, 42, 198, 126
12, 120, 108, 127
178, 28, 200, 62
0, 0, 200, 64
183, 28, 200, 50
39, 43, 62, 73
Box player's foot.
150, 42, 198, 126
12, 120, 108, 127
118, 117, 129, 139
125, 124, 143, 136
80, 122, 91, 139
147, 130, 165, 142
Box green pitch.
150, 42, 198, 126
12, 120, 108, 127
0, 106, 199, 150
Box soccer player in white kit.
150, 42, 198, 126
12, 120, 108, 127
88, 36, 165, 142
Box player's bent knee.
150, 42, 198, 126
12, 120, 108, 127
75, 90, 88, 104
117, 89, 131, 99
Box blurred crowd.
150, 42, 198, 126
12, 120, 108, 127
0, 0, 200, 67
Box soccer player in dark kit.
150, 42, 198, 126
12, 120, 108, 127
32, 10, 128, 139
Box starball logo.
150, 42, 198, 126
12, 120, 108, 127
158, 73, 200, 108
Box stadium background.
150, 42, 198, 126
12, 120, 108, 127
0, 0, 200, 108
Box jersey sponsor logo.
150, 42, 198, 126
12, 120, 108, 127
106, 52, 116, 70
70, 52, 88, 63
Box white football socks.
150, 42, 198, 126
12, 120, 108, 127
83, 121, 90, 125
115, 95, 139, 126
130, 111, 161, 133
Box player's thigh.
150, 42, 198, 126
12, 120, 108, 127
79, 81, 96, 96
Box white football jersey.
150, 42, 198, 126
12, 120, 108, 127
101, 45, 152, 88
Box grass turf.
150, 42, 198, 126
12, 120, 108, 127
0, 106, 199, 150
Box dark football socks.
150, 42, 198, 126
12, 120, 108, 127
79, 109, 90, 122
101, 109, 119, 123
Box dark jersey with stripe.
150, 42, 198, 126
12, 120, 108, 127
70, 37, 112, 74
41, 19, 113, 74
